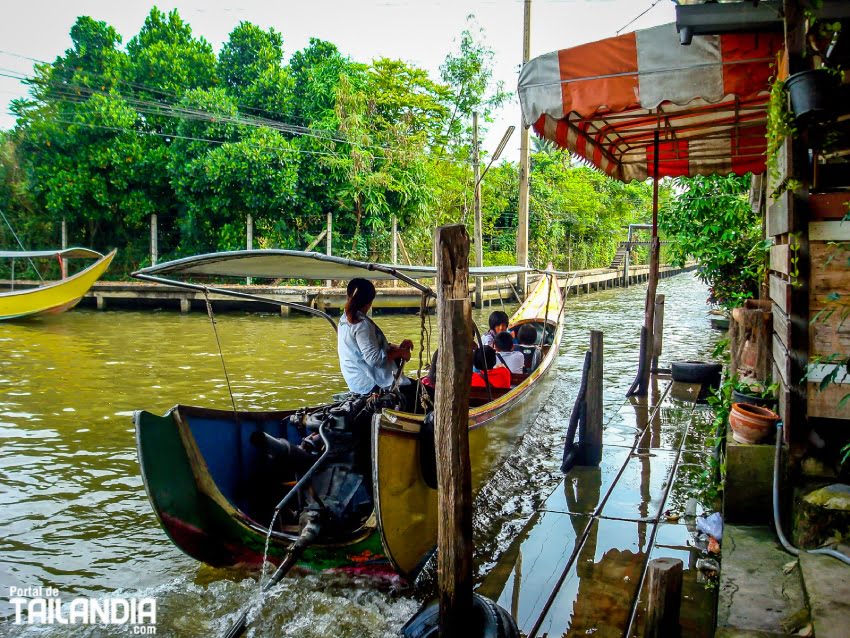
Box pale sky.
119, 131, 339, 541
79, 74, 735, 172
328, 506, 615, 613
0, 0, 677, 159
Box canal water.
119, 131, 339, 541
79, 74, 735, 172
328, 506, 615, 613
0, 272, 720, 637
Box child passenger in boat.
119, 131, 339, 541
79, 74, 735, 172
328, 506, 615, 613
481, 310, 509, 348
337, 278, 414, 396
493, 331, 525, 374
471, 346, 512, 389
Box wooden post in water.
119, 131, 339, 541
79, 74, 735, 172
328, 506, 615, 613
150, 213, 158, 266
651, 294, 665, 371
583, 329, 604, 466
435, 224, 474, 637
643, 557, 683, 638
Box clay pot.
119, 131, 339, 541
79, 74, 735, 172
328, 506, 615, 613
729, 403, 779, 444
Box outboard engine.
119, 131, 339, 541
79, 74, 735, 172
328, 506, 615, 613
252, 392, 401, 539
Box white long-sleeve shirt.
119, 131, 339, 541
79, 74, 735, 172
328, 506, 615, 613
337, 312, 407, 394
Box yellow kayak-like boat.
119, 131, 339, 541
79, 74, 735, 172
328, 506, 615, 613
0, 248, 116, 321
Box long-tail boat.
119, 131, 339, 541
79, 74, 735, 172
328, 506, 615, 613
0, 248, 115, 321
132, 251, 566, 579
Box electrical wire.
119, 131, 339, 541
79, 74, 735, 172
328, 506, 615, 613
616, 0, 665, 36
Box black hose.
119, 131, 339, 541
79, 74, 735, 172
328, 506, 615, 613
772, 422, 850, 566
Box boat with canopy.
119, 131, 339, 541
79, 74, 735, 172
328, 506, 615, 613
132, 250, 569, 579
0, 248, 116, 321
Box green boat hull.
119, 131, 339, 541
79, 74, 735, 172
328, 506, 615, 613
135, 407, 395, 578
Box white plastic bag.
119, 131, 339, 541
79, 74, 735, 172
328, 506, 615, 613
696, 512, 723, 541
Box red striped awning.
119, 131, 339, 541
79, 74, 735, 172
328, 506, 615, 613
518, 23, 783, 182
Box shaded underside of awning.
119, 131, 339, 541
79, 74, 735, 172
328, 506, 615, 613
134, 250, 543, 282
0, 248, 104, 260
518, 23, 784, 182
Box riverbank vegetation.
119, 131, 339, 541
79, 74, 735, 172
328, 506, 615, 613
659, 173, 765, 309
0, 8, 659, 279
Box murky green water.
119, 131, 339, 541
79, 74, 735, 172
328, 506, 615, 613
0, 273, 719, 637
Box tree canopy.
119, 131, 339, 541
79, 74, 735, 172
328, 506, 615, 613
0, 8, 656, 278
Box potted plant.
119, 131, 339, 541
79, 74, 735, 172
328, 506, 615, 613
729, 402, 780, 444
731, 379, 778, 410
786, 17, 844, 125
785, 68, 839, 124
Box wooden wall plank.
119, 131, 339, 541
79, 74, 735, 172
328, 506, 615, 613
769, 274, 791, 315
809, 192, 850, 221
809, 242, 850, 358
773, 362, 791, 427
767, 191, 792, 237
772, 334, 791, 386
810, 221, 850, 241
773, 303, 791, 350
808, 383, 850, 419
770, 244, 791, 275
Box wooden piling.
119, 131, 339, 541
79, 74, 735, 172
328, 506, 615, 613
642, 557, 683, 638
651, 294, 665, 371
583, 330, 604, 466
435, 224, 474, 637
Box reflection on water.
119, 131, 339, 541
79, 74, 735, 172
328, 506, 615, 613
0, 273, 719, 636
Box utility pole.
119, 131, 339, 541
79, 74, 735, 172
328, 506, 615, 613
60, 218, 68, 278
326, 212, 333, 288
391, 214, 398, 287
473, 112, 483, 309
516, 0, 532, 296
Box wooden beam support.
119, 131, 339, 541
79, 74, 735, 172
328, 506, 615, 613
435, 224, 474, 637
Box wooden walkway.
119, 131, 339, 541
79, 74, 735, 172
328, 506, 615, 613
0, 263, 696, 315
477, 375, 717, 637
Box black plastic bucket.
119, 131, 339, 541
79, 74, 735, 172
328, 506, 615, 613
785, 70, 837, 124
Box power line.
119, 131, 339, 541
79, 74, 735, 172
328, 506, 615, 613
0, 65, 477, 169
615, 0, 663, 36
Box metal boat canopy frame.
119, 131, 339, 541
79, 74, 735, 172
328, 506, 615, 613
133, 249, 570, 331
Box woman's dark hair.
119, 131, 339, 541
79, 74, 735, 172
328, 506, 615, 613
488, 310, 510, 331
473, 346, 497, 371
518, 323, 538, 345
345, 278, 376, 323
494, 331, 514, 352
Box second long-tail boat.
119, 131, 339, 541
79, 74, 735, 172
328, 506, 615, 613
132, 251, 566, 579
0, 248, 116, 321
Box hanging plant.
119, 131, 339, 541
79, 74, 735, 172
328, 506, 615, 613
765, 72, 796, 195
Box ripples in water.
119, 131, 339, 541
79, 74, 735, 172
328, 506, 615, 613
0, 273, 718, 636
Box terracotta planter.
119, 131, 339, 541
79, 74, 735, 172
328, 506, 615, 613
729, 403, 779, 444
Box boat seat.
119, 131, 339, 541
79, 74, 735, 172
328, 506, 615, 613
516, 345, 542, 374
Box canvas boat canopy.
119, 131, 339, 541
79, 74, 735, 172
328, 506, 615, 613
134, 250, 550, 283
518, 23, 783, 182
0, 248, 104, 260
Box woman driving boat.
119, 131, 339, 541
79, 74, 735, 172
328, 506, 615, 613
337, 277, 414, 396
